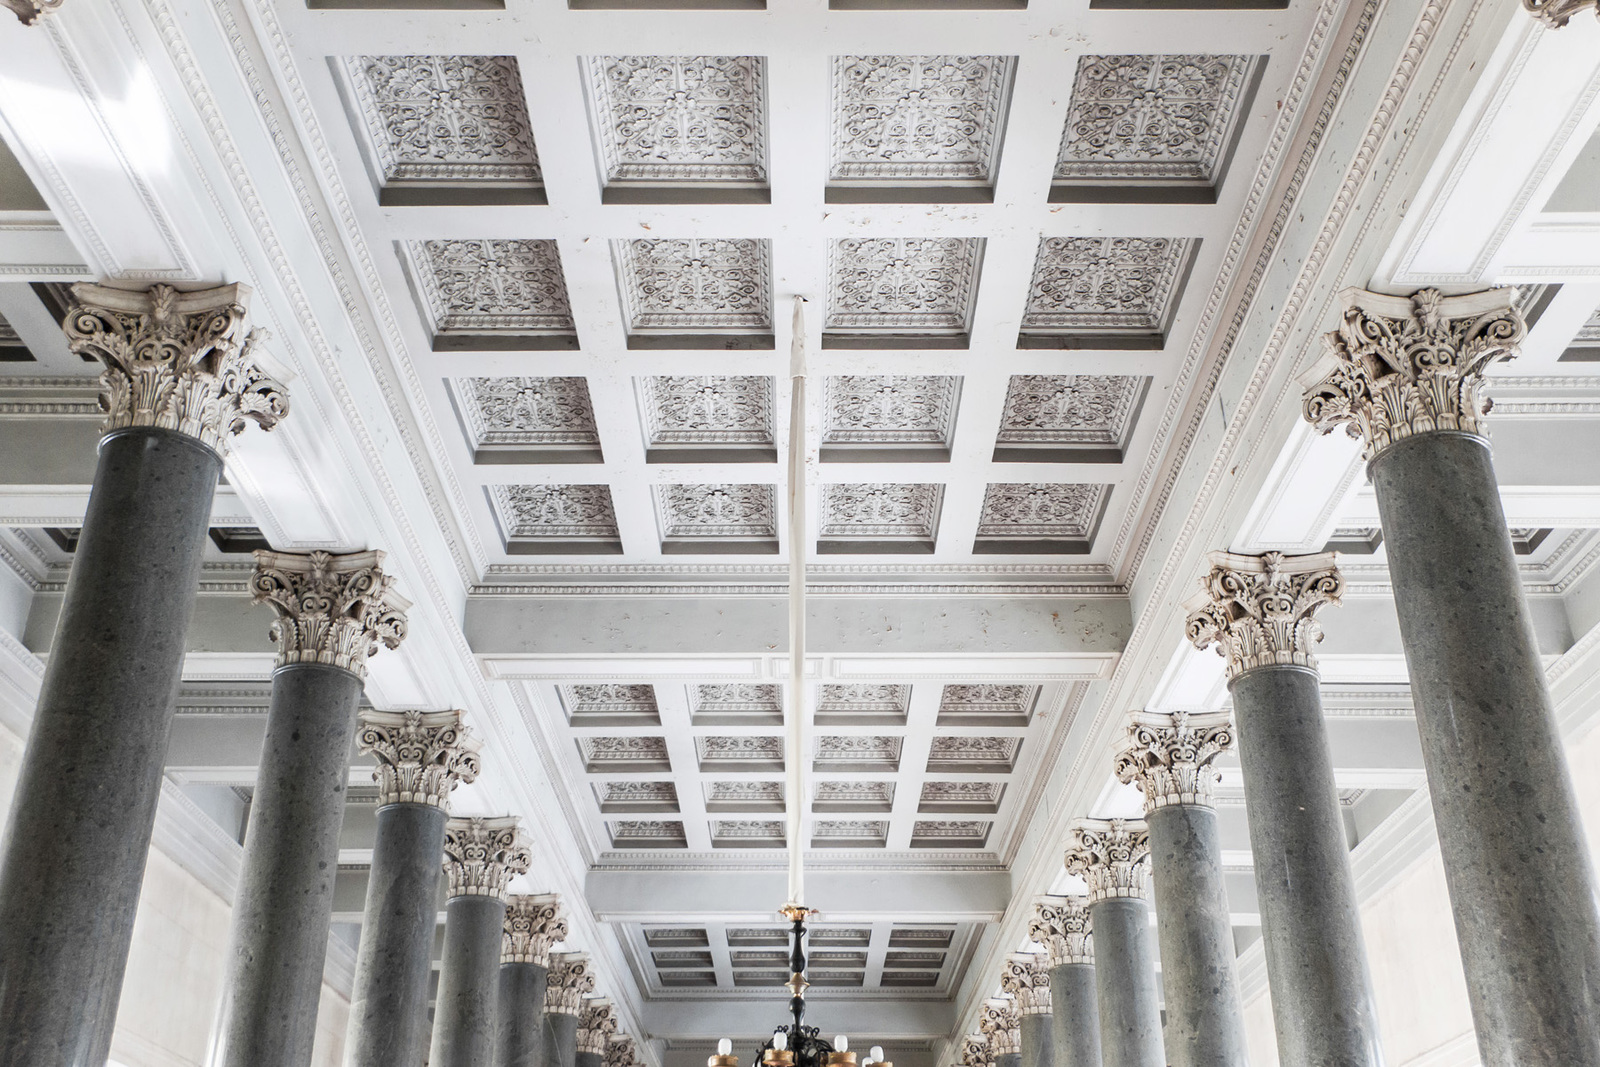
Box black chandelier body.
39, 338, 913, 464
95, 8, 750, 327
755, 910, 836, 1067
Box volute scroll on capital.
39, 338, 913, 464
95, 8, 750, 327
547, 951, 596, 1014
251, 549, 410, 679
1523, 0, 1598, 28
1063, 819, 1150, 904
1113, 709, 1235, 811
1184, 550, 1343, 680
1029, 894, 1092, 966
979, 998, 1022, 1056
3, 0, 64, 25
63, 283, 288, 455
503, 892, 567, 967
358, 708, 481, 809
961, 1033, 993, 1067
578, 997, 620, 1055
442, 816, 531, 902
998, 952, 1052, 1015
606, 1035, 641, 1067
1301, 286, 1525, 462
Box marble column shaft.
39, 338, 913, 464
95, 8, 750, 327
1372, 432, 1600, 1064
0, 427, 221, 1067
1030, 896, 1100, 1067
543, 953, 594, 1067
544, 1008, 579, 1067
999, 955, 1052, 1067
0, 282, 284, 1067
498, 962, 549, 1067
1019, 1014, 1051, 1067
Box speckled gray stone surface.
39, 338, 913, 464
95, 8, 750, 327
1231, 665, 1382, 1067
996, 1052, 1021, 1067
1147, 803, 1248, 1067
1020, 1013, 1052, 1067
219, 662, 363, 1067
544, 1010, 579, 1067
576, 1049, 604, 1067
1373, 431, 1600, 1066
1088, 898, 1164, 1067
0, 428, 221, 1067
347, 802, 448, 1067
496, 963, 549, 1067
1048, 963, 1101, 1067
432, 895, 510, 1067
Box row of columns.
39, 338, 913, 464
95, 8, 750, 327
958, 286, 1600, 1067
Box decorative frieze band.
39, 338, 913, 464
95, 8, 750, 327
1112, 709, 1235, 810
358, 709, 480, 809
251, 550, 410, 679
578, 997, 619, 1054
503, 893, 567, 967
442, 816, 531, 902
547, 952, 596, 1014
1302, 287, 1525, 462
63, 283, 287, 455
999, 953, 1051, 1015
1185, 550, 1342, 680
1029, 894, 1092, 966
980, 998, 1021, 1055
1063, 819, 1150, 904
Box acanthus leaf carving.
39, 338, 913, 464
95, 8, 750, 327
826, 238, 983, 333
357, 708, 481, 809
614, 239, 772, 332
642, 376, 774, 446
980, 997, 1022, 1054
1112, 709, 1234, 810
408, 240, 574, 335
65, 284, 288, 455
1020, 237, 1192, 334
820, 484, 943, 539
976, 484, 1107, 539
823, 376, 960, 446
546, 952, 596, 1014
458, 377, 598, 447
607, 1035, 641, 1067
961, 1033, 993, 1067
657, 484, 777, 539
999, 953, 1051, 1014
503, 893, 567, 967
1029, 894, 1092, 966
492, 485, 620, 542
1301, 287, 1525, 461
578, 997, 619, 1053
587, 56, 767, 184
996, 376, 1143, 447
443, 816, 531, 902
250, 550, 409, 678
1063, 818, 1150, 903
1184, 550, 1343, 679
830, 56, 1014, 184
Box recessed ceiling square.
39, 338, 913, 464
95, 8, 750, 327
656, 484, 779, 554
823, 238, 984, 348
612, 239, 774, 349
814, 735, 903, 772
710, 819, 786, 848
585, 57, 769, 203
811, 819, 888, 848
818, 484, 943, 554
973, 483, 1111, 554
705, 780, 785, 813
816, 684, 911, 725
609, 819, 687, 848
579, 736, 672, 773
812, 780, 896, 812
936, 684, 1040, 726
638, 376, 776, 463
918, 781, 1006, 814
1017, 237, 1197, 350
993, 376, 1150, 463
596, 780, 679, 813
909, 819, 992, 848
561, 684, 660, 726
690, 683, 784, 725
696, 735, 784, 771
452, 377, 601, 464
489, 484, 622, 554
821, 376, 962, 462
925, 736, 1021, 773
404, 239, 577, 350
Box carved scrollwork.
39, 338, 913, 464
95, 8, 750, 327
63, 283, 287, 455
980, 998, 1022, 1055
578, 998, 619, 1054
358, 709, 480, 808
503, 893, 567, 967
443, 816, 531, 902
1112, 709, 1235, 811
961, 1034, 993, 1067
4, 0, 64, 25
1029, 894, 1092, 966
1063, 819, 1150, 903
1302, 287, 1525, 461
999, 953, 1052, 1015
546, 952, 597, 1014
1184, 550, 1342, 680
1523, 0, 1597, 27
250, 550, 409, 678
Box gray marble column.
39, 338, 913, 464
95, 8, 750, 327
1115, 710, 1247, 1067
981, 997, 1021, 1067
1064, 820, 1163, 1067
576, 996, 618, 1067
1187, 551, 1383, 1066
432, 818, 533, 1067
543, 953, 595, 1067
347, 710, 481, 1067
0, 283, 285, 1067
497, 894, 567, 1067
1029, 896, 1100, 1067
1306, 286, 1600, 1067
999, 954, 1051, 1067
215, 552, 409, 1067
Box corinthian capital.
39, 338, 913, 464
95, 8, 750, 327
578, 998, 619, 1054
606, 1036, 640, 1067
961, 1034, 993, 1067
546, 952, 596, 1014
1302, 287, 1524, 461
980, 999, 1021, 1056
1113, 710, 1235, 811
64, 283, 287, 455
1523, 0, 1597, 26
1185, 550, 1342, 679
503, 893, 567, 967
4, 0, 63, 25
443, 816, 531, 902
999, 953, 1051, 1015
1029, 894, 1092, 966
358, 709, 480, 809
1064, 819, 1150, 903
251, 550, 410, 678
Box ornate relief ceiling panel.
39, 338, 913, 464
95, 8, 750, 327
824, 238, 984, 346
818, 483, 944, 553
637, 376, 775, 463
936, 684, 1040, 726
341, 55, 543, 205
815, 735, 903, 771
705, 780, 785, 813
816, 684, 912, 725
585, 56, 768, 200
612, 239, 773, 347
993, 375, 1149, 463
654, 484, 779, 553
453, 376, 600, 463
910, 820, 991, 848
580, 736, 672, 773
596, 781, 680, 814
813, 780, 896, 812
918, 781, 1006, 814
1018, 237, 1196, 349
974, 483, 1111, 554
925, 736, 1021, 773
404, 239, 576, 350
821, 376, 962, 462
829, 55, 1016, 199
561, 684, 660, 726
490, 484, 621, 554
690, 683, 784, 726
1053, 54, 1259, 203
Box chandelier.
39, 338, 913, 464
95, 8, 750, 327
707, 301, 888, 1067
